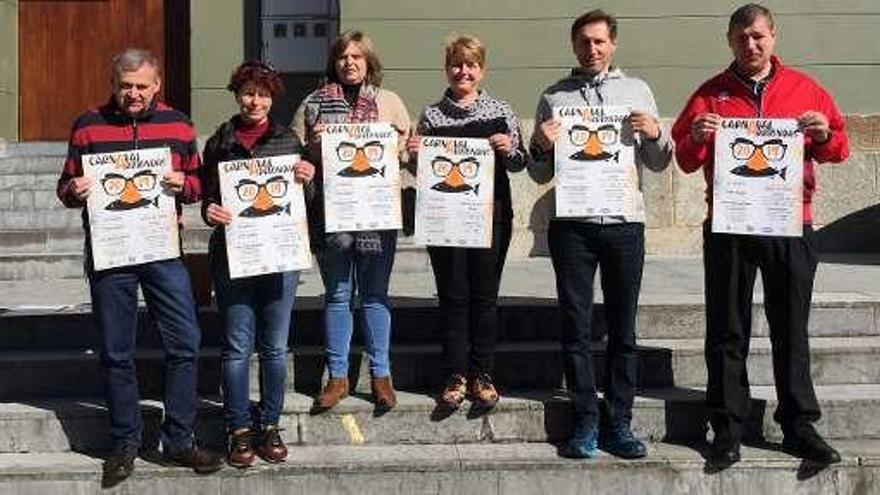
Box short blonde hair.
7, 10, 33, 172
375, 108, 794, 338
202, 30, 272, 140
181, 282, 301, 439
444, 35, 486, 68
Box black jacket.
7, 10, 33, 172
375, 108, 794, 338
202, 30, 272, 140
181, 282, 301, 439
200, 116, 316, 226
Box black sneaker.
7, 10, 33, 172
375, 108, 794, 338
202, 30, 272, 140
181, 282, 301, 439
782, 425, 841, 464
102, 446, 137, 488
599, 424, 647, 459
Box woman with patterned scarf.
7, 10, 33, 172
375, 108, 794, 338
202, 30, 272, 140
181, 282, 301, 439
293, 30, 410, 412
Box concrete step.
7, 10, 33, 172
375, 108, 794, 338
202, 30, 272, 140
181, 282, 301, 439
0, 286, 880, 344
1, 299, 878, 349
0, 237, 429, 281
1, 336, 879, 398
0, 386, 877, 454
0, 441, 876, 494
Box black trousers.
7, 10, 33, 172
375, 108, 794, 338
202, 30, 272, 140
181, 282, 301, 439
548, 221, 645, 426
428, 221, 512, 377
703, 222, 822, 440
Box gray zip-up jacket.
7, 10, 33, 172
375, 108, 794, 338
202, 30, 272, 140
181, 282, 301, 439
528, 67, 673, 224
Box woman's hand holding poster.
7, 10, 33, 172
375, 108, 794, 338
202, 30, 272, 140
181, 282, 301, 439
320, 123, 402, 232
415, 137, 494, 248
219, 155, 311, 279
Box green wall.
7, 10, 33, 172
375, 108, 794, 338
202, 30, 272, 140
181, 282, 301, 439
0, 0, 17, 141
190, 0, 244, 135
339, 0, 880, 120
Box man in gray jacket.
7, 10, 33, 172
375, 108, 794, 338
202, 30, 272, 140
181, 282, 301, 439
529, 9, 672, 459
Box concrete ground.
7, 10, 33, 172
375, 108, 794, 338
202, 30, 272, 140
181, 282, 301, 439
3, 255, 880, 311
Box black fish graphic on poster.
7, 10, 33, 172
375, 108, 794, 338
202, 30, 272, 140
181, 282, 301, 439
567, 124, 620, 162
430, 156, 481, 195
336, 140, 386, 177
728, 137, 789, 179
102, 170, 161, 211
235, 175, 292, 217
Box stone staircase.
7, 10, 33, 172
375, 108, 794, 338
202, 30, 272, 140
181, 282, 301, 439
1, 142, 879, 493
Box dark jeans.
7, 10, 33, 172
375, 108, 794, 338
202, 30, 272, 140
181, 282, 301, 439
210, 232, 298, 430
427, 221, 512, 377
703, 222, 821, 440
548, 220, 644, 427
88, 258, 201, 454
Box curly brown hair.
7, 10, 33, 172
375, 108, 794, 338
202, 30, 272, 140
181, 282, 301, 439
227, 60, 284, 97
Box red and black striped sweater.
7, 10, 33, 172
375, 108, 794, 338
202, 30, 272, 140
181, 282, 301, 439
57, 98, 202, 225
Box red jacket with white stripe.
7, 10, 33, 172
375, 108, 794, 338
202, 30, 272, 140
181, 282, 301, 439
671, 56, 849, 223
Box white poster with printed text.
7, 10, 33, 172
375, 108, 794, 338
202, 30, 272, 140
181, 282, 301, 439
553, 105, 638, 217
321, 123, 402, 232
712, 118, 803, 237
415, 137, 494, 248
219, 154, 311, 279
83, 147, 179, 271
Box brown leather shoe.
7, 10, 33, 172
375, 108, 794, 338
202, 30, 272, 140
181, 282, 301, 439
226, 428, 256, 469
163, 445, 223, 474
468, 373, 500, 409
315, 377, 349, 410
437, 373, 467, 409
256, 425, 288, 463
371, 376, 397, 410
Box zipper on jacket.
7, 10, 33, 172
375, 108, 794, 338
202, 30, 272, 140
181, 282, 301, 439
132, 119, 140, 149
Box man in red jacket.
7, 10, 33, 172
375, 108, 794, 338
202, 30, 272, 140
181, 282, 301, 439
671, 4, 848, 466
57, 49, 221, 485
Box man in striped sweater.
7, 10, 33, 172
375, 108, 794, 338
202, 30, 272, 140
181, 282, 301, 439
57, 49, 221, 485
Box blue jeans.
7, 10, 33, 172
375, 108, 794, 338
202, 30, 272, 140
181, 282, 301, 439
548, 221, 644, 427
318, 231, 396, 378
88, 258, 201, 454
210, 235, 298, 430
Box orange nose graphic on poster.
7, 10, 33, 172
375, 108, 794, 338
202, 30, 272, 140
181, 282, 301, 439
235, 175, 291, 217
729, 137, 789, 179
336, 140, 386, 177
568, 124, 620, 162
101, 170, 160, 210
430, 156, 481, 194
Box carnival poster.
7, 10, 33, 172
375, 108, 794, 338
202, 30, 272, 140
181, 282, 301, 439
415, 136, 494, 248
321, 123, 402, 232
83, 147, 179, 271
553, 105, 638, 217
219, 154, 311, 279
712, 118, 804, 237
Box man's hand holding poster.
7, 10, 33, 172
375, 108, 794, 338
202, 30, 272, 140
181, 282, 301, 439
712, 118, 804, 237
83, 147, 179, 271
553, 105, 638, 217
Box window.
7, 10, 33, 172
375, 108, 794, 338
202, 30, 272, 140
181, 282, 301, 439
314, 22, 329, 38
293, 23, 307, 38
273, 23, 287, 38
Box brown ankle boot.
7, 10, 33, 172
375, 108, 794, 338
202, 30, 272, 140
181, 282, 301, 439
370, 376, 397, 410
315, 377, 349, 410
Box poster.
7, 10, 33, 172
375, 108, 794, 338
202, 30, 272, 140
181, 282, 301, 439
415, 137, 494, 248
712, 118, 804, 237
321, 123, 402, 232
219, 154, 311, 279
83, 147, 180, 271
553, 105, 638, 217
